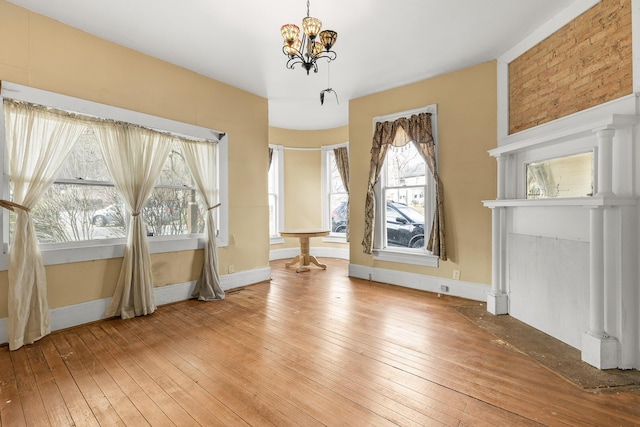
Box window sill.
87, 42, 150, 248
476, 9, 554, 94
373, 248, 439, 268
482, 196, 637, 208
270, 236, 285, 245
0, 234, 212, 271
322, 235, 348, 244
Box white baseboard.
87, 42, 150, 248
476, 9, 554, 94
348, 263, 488, 302
1, 263, 487, 346
0, 266, 272, 346
270, 246, 350, 261
221, 266, 271, 290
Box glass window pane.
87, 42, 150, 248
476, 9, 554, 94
327, 149, 348, 236
143, 187, 203, 237
383, 197, 426, 250
268, 149, 280, 238
268, 157, 277, 193
381, 142, 428, 250
385, 187, 425, 217
330, 195, 348, 233
157, 140, 196, 186
268, 194, 277, 237
57, 128, 111, 181
15, 184, 125, 244
385, 144, 426, 187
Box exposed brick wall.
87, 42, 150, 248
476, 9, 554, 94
509, 0, 632, 134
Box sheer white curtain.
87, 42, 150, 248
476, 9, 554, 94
181, 139, 224, 300
93, 122, 172, 318
3, 100, 85, 350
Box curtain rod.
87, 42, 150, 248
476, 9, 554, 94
1, 82, 224, 143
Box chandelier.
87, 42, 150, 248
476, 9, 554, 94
280, 0, 337, 75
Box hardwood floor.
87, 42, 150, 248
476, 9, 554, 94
2, 258, 640, 426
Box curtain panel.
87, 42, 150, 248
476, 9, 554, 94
362, 112, 446, 260
94, 122, 173, 319
3, 97, 226, 349
182, 139, 224, 301
333, 146, 350, 241
3, 100, 86, 350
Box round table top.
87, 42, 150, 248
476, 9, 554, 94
280, 229, 330, 238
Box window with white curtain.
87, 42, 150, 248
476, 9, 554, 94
321, 142, 348, 241
0, 82, 228, 268
268, 145, 284, 243
14, 131, 207, 244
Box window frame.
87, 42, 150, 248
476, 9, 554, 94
321, 142, 349, 243
0, 82, 228, 270
268, 144, 285, 244
372, 105, 439, 268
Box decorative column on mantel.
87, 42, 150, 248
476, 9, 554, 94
487, 154, 508, 315
595, 128, 615, 197
581, 128, 619, 369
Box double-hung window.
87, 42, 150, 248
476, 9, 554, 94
322, 142, 349, 241
24, 132, 205, 244
1, 82, 228, 268
268, 144, 284, 244
373, 106, 438, 267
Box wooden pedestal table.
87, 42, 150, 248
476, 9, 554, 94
280, 229, 330, 272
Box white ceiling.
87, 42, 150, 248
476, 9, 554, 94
8, 0, 575, 130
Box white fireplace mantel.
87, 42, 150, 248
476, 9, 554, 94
483, 95, 640, 370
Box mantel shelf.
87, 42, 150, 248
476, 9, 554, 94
483, 196, 638, 208
491, 93, 640, 157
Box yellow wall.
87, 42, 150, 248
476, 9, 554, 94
349, 61, 497, 285
0, 1, 269, 317
268, 126, 348, 250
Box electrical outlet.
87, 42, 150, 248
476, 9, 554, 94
453, 269, 460, 280
439, 285, 449, 293
228, 264, 235, 274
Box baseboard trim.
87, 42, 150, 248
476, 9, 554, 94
348, 263, 488, 302
1, 263, 486, 346
270, 247, 350, 261
0, 266, 272, 346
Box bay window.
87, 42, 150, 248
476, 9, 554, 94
1, 82, 228, 268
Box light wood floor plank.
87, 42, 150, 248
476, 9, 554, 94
176, 292, 468, 426
0, 344, 26, 427
99, 320, 238, 426
74, 326, 176, 426
155, 303, 392, 426
49, 332, 126, 426
1, 258, 639, 426
38, 339, 101, 427
10, 347, 50, 426
84, 324, 199, 427
24, 345, 75, 426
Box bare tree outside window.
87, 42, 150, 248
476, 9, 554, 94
10, 128, 206, 245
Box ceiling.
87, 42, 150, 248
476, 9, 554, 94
8, 0, 575, 130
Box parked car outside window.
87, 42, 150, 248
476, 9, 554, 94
331, 201, 424, 248
92, 204, 123, 227
385, 201, 424, 248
